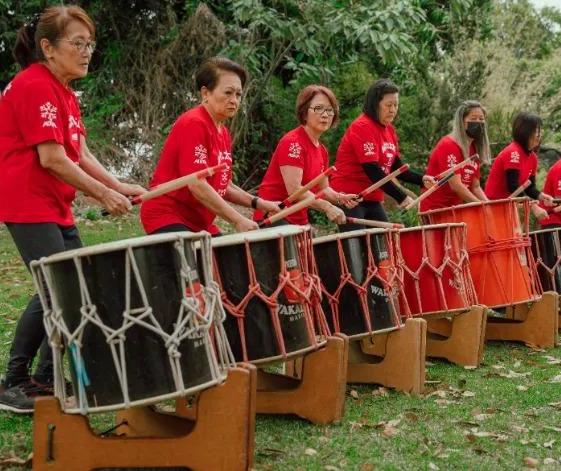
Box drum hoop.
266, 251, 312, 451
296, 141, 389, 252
419, 197, 528, 216
530, 227, 561, 236
211, 224, 308, 247
313, 228, 369, 244
398, 223, 466, 233
35, 231, 207, 265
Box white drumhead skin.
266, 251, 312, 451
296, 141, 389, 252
36, 231, 207, 265
211, 224, 308, 248
398, 223, 466, 233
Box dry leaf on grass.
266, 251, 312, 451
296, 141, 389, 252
543, 355, 561, 365
0, 452, 33, 467
523, 457, 539, 468
543, 426, 561, 433
548, 375, 561, 383
349, 389, 360, 399
304, 448, 318, 456
371, 387, 389, 397
543, 440, 555, 449
360, 464, 375, 471
324, 466, 340, 471
517, 385, 529, 391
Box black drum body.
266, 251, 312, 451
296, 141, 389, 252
313, 229, 401, 339
31, 232, 224, 413
212, 226, 322, 364
530, 228, 561, 293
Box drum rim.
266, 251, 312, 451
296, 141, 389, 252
398, 222, 466, 233
313, 228, 376, 244
419, 197, 527, 216
211, 224, 308, 247
33, 231, 207, 265
530, 227, 561, 236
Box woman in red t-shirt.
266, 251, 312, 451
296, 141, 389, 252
0, 6, 145, 413
419, 100, 490, 212
331, 79, 434, 231
540, 159, 561, 227
485, 112, 551, 221
254, 85, 357, 226
141, 57, 279, 235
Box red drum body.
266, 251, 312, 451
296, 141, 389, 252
211, 225, 327, 364
421, 199, 541, 307
312, 229, 402, 339
398, 224, 476, 316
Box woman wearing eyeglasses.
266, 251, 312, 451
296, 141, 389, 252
254, 85, 357, 226
485, 112, 552, 221
331, 79, 433, 231
0, 5, 145, 413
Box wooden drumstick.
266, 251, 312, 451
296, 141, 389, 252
279, 166, 336, 209
346, 217, 404, 229
433, 154, 479, 181
101, 163, 228, 216
403, 171, 456, 210
357, 164, 410, 199
509, 180, 531, 198
259, 192, 324, 227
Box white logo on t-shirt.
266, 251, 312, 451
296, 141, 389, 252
510, 151, 520, 163
194, 144, 208, 164
218, 150, 232, 163
288, 142, 302, 159
363, 142, 375, 156
381, 142, 396, 153
68, 115, 80, 129
40, 102, 58, 128
447, 154, 457, 168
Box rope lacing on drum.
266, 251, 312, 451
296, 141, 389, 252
30, 233, 230, 414
214, 231, 325, 362
532, 230, 561, 291
398, 226, 476, 315
317, 231, 402, 335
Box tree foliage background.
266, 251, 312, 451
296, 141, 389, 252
1, 0, 560, 191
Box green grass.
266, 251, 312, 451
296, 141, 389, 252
0, 212, 560, 470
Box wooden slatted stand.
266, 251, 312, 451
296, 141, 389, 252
486, 291, 559, 348
346, 318, 427, 394
256, 335, 348, 424
33, 365, 256, 471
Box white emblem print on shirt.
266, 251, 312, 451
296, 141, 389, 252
40, 102, 58, 128
194, 144, 208, 164
288, 142, 302, 159
363, 142, 375, 156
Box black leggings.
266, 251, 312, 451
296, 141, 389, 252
338, 200, 388, 232
4, 223, 82, 387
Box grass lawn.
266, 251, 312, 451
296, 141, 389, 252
0, 211, 560, 470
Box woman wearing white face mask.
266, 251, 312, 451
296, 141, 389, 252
485, 112, 553, 221
419, 100, 490, 212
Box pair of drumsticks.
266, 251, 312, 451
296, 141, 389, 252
105, 154, 479, 228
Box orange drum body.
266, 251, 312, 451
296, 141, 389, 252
398, 224, 476, 315
421, 199, 541, 307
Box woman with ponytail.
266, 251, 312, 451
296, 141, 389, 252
0, 6, 145, 413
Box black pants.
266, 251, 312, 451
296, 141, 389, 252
4, 223, 82, 387
151, 223, 223, 237
338, 200, 388, 232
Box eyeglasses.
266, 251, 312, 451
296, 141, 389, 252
309, 105, 335, 116
61, 38, 96, 54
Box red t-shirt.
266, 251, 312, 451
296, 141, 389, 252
140, 105, 232, 234
419, 136, 480, 211
485, 141, 537, 200
330, 113, 400, 202
255, 126, 329, 225
0, 63, 85, 225
539, 159, 561, 227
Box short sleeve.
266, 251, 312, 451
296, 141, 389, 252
14, 80, 65, 147
349, 123, 381, 164
276, 136, 306, 170
174, 118, 212, 176
503, 150, 523, 171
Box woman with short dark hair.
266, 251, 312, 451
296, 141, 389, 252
254, 84, 357, 226
331, 79, 432, 230
485, 112, 552, 221
0, 5, 145, 413
141, 56, 280, 235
